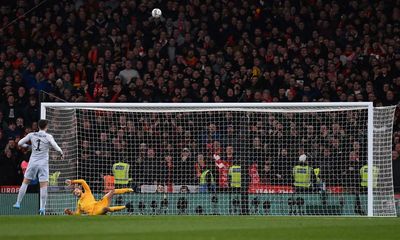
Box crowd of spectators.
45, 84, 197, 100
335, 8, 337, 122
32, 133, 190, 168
0, 0, 399, 191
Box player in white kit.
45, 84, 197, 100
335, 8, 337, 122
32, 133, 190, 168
13, 119, 63, 215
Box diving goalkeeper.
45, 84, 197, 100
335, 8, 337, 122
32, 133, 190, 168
64, 179, 133, 215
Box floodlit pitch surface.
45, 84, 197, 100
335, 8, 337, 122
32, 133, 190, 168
0, 216, 399, 240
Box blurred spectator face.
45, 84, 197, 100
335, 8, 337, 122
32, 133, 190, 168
332, 123, 340, 134
208, 123, 216, 133
184, 130, 191, 139
227, 88, 234, 97
227, 125, 234, 134
320, 125, 328, 135
119, 115, 127, 127
100, 132, 107, 142
253, 137, 261, 148
306, 125, 314, 135
107, 72, 115, 80
176, 126, 183, 134
83, 120, 90, 129
18, 87, 25, 97
264, 160, 271, 172
32, 122, 38, 131
386, 91, 394, 101
82, 140, 89, 149
64, 89, 72, 99
8, 139, 16, 149
165, 155, 173, 166
392, 151, 399, 161
117, 129, 124, 139
7, 95, 14, 105
368, 93, 376, 102
5, 148, 12, 158
226, 146, 233, 155
16, 117, 23, 127
349, 151, 359, 161
200, 87, 207, 96
298, 148, 305, 156
125, 60, 132, 69
281, 149, 288, 157
331, 138, 339, 148
181, 148, 190, 159
290, 124, 297, 135
394, 136, 400, 145
139, 143, 147, 153
366, 84, 374, 94
323, 148, 331, 156
147, 148, 155, 158
197, 154, 205, 167
395, 143, 400, 153
278, 88, 285, 97
383, 84, 390, 93
353, 141, 360, 152
339, 93, 347, 101
213, 141, 220, 151
109, 64, 117, 72
95, 76, 103, 84
118, 94, 127, 102
381, 67, 388, 75
8, 122, 16, 131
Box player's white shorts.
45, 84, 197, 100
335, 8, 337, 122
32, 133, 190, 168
24, 164, 49, 182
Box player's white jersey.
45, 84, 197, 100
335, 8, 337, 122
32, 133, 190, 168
18, 130, 63, 165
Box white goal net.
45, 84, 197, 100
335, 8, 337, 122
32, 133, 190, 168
42, 103, 397, 216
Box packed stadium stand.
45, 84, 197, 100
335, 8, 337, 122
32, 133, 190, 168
0, 0, 399, 194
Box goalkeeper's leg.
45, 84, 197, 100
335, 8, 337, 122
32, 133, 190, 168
92, 205, 126, 215
91, 188, 133, 215
107, 206, 126, 212
102, 188, 133, 204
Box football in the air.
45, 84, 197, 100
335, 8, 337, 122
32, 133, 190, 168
152, 8, 162, 18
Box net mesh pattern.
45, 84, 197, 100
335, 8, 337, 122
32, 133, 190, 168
43, 104, 396, 216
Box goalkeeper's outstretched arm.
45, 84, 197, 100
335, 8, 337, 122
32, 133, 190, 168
66, 179, 92, 194
64, 208, 81, 215
64, 179, 90, 215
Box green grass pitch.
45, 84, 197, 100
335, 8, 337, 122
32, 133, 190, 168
0, 216, 399, 240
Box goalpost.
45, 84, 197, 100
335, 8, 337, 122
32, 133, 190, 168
40, 102, 397, 216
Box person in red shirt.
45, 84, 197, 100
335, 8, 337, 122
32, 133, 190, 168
185, 50, 198, 67
213, 145, 235, 191
85, 75, 104, 102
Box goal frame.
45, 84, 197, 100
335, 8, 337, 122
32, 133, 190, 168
41, 102, 376, 216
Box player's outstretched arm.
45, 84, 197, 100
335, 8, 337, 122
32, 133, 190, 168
18, 133, 31, 149
48, 135, 64, 158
